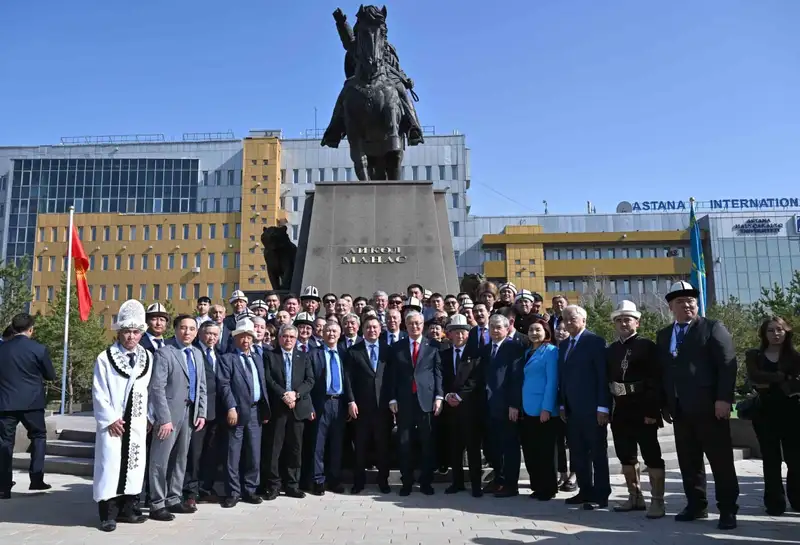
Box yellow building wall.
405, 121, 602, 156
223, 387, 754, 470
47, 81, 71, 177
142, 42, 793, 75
543, 257, 691, 277
240, 136, 282, 289
32, 212, 242, 326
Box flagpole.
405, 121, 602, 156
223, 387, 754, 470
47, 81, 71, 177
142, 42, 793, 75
60, 206, 75, 415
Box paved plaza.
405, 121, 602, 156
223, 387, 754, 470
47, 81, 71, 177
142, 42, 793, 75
1, 459, 798, 545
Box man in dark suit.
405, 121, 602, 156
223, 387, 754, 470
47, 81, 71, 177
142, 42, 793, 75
494, 306, 531, 348
217, 319, 270, 508
657, 281, 739, 530
262, 324, 315, 500
548, 295, 569, 345
306, 320, 350, 495
210, 305, 232, 354
380, 309, 406, 346
139, 303, 170, 353
481, 313, 524, 497
441, 315, 484, 497
389, 310, 443, 496
0, 313, 55, 498
338, 313, 362, 350
466, 303, 491, 357
184, 320, 222, 505
558, 304, 612, 510
346, 317, 393, 494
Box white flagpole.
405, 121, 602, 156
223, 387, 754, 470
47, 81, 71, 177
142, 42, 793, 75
60, 206, 75, 415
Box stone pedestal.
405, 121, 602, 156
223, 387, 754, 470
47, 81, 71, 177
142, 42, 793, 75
292, 181, 459, 296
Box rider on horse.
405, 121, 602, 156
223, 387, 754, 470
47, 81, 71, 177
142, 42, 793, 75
322, 6, 424, 149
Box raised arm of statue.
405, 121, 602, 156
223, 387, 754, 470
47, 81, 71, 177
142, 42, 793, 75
333, 8, 355, 51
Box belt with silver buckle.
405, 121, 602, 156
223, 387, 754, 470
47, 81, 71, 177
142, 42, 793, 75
326, 394, 341, 399
609, 381, 644, 397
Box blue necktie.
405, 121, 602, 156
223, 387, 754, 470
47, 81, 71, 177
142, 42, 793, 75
491, 343, 499, 359
369, 344, 378, 371
246, 354, 261, 403
205, 347, 215, 372
284, 352, 292, 391
565, 338, 576, 359
676, 324, 688, 347
156, 338, 164, 349
329, 349, 342, 394
184, 348, 196, 403
347, 338, 353, 348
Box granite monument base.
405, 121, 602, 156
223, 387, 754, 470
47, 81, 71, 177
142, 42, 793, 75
292, 181, 459, 297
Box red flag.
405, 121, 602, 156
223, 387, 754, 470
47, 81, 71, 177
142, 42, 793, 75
71, 225, 92, 321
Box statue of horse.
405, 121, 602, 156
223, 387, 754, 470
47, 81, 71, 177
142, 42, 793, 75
261, 225, 297, 291
322, 5, 418, 181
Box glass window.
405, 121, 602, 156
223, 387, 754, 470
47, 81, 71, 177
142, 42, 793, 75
155, 254, 161, 269
452, 221, 460, 237
609, 280, 617, 294
194, 253, 201, 268
222, 253, 229, 268
126, 285, 133, 299
318, 168, 325, 181
621, 248, 629, 258
128, 255, 134, 270
306, 168, 312, 183
622, 279, 630, 293
280, 169, 286, 183
115, 255, 121, 270
451, 193, 459, 208
181, 254, 188, 268
153, 284, 160, 300
568, 280, 575, 291
439, 165, 446, 180
104, 226, 110, 241
47, 286, 54, 301
292, 169, 299, 184
183, 224, 189, 239
651, 278, 658, 293
101, 255, 108, 270
116, 226, 123, 241
228, 170, 234, 185
113, 285, 119, 300
345, 167, 352, 181
594, 249, 601, 259
291, 225, 299, 239
223, 223, 230, 238
607, 248, 615, 259
169, 224, 176, 240
580, 249, 587, 259
425, 166, 432, 180
201, 171, 208, 185
130, 226, 136, 241
207, 283, 214, 299
142, 255, 149, 270
90, 226, 97, 241
214, 171, 221, 185
635, 248, 643, 258
235, 253, 240, 267
167, 284, 173, 299
552, 249, 560, 260
235, 223, 241, 238
451, 165, 458, 179
156, 225, 163, 240
196, 224, 202, 239
168, 254, 175, 269
221, 284, 228, 300
139, 284, 147, 299
412, 166, 418, 180
637, 279, 644, 293
36, 256, 42, 272
193, 283, 200, 299
99, 285, 106, 301
209, 224, 216, 239
143, 226, 150, 241
208, 253, 215, 268
566, 249, 574, 260
649, 248, 657, 258
554, 280, 562, 291
292, 197, 299, 211
180, 284, 187, 299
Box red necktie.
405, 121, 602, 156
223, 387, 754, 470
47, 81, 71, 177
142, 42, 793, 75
411, 340, 419, 393
301, 345, 307, 353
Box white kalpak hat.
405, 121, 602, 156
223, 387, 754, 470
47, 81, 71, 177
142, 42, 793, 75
232, 318, 257, 338
665, 280, 699, 303
249, 299, 268, 311
499, 282, 518, 295
113, 300, 147, 332
610, 300, 641, 321
446, 314, 471, 332
229, 290, 249, 304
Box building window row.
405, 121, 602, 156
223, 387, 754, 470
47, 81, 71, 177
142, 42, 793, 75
36, 282, 241, 303
546, 276, 680, 296
546, 246, 687, 261
39, 223, 241, 243
36, 251, 240, 272
281, 164, 459, 185
199, 169, 241, 186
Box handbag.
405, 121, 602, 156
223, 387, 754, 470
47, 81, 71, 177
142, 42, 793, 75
735, 394, 759, 420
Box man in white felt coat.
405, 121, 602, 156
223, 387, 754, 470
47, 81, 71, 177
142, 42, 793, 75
92, 300, 153, 532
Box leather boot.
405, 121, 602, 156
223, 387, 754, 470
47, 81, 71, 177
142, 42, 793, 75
646, 468, 666, 519
614, 464, 646, 512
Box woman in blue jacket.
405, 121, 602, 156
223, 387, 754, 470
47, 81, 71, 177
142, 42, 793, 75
516, 318, 559, 500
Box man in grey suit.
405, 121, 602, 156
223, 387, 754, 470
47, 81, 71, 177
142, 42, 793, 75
148, 315, 207, 521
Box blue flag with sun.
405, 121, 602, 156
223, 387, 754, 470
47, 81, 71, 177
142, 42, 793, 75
689, 199, 707, 316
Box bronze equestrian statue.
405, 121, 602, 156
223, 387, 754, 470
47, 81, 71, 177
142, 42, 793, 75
261, 225, 296, 291
321, 5, 424, 181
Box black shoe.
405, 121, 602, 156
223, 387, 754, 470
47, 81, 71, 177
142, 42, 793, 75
284, 488, 305, 499
167, 502, 196, 514
399, 485, 412, 497
221, 497, 240, 508
311, 483, 325, 496
766, 507, 785, 516
565, 493, 586, 505
583, 502, 595, 510
263, 489, 279, 501
482, 481, 501, 494
445, 484, 465, 494
116, 514, 147, 524
0, 490, 10, 500
100, 520, 117, 532
675, 506, 709, 522
437, 466, 449, 474
495, 487, 519, 498
29, 481, 52, 491
351, 485, 364, 495
327, 483, 345, 494
560, 480, 577, 493
420, 485, 435, 496
149, 508, 175, 522
243, 495, 263, 504
534, 493, 555, 501
472, 487, 484, 498
718, 513, 737, 530
378, 482, 391, 494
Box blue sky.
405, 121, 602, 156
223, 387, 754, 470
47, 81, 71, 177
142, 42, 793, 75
0, 0, 797, 216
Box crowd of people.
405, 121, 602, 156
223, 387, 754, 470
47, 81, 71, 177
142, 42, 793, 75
1, 279, 798, 535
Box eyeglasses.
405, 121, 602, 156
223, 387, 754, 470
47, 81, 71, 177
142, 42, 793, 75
390, 300, 403, 305
323, 299, 336, 305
